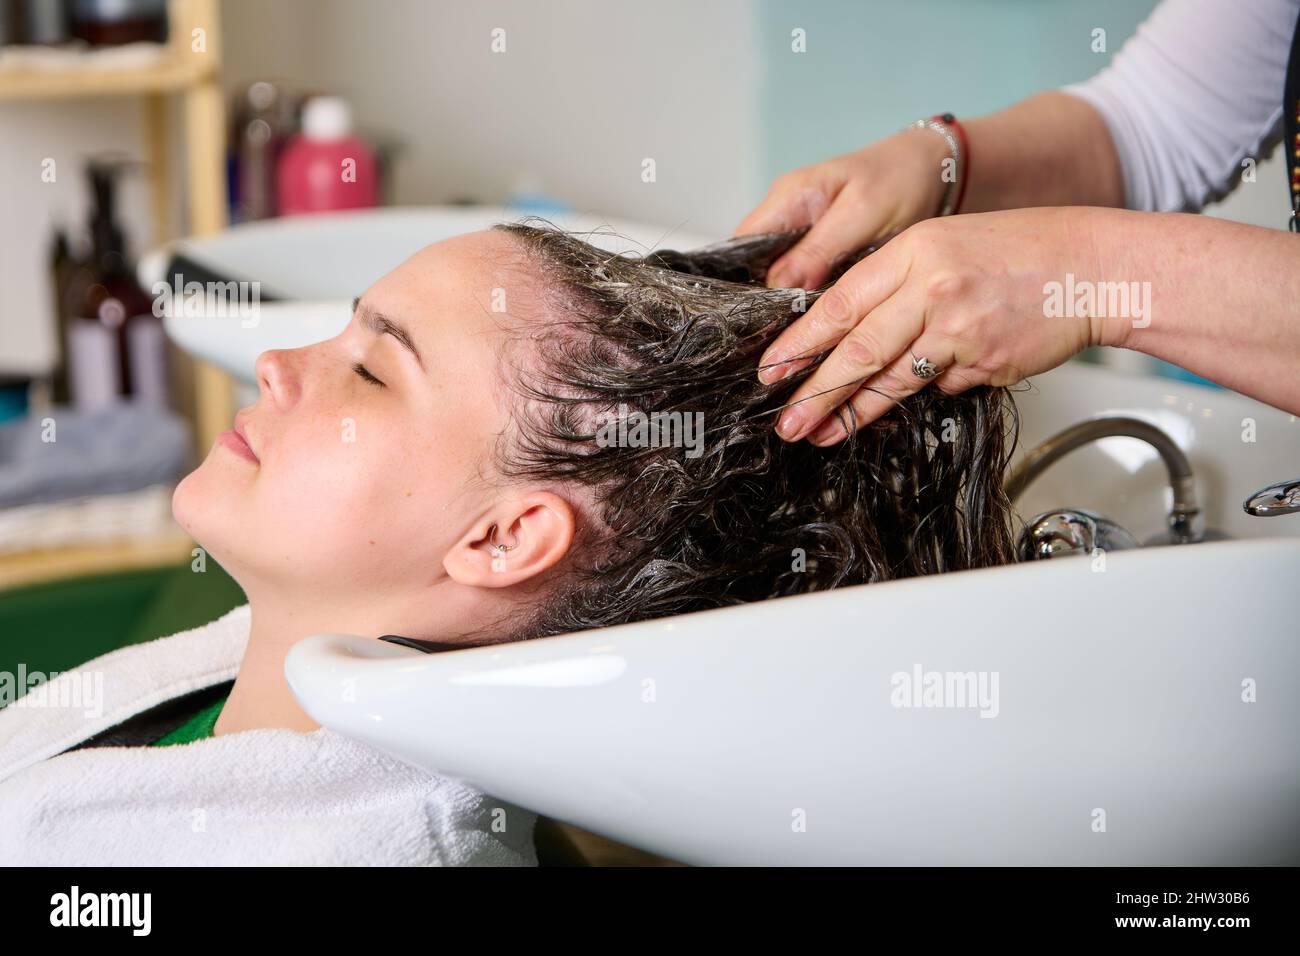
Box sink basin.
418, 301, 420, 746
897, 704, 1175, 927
286, 537, 1300, 865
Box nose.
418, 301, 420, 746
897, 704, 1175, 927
254, 348, 301, 408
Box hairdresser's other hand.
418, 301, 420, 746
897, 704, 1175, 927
733, 129, 955, 289
761, 206, 1109, 445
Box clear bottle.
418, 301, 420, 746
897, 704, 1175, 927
232, 80, 290, 223
13, 0, 71, 45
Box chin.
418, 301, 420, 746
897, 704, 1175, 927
171, 466, 202, 536
172, 462, 242, 573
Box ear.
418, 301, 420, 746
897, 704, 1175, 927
443, 491, 576, 588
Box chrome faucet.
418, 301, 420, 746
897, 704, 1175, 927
1007, 416, 1204, 558
1243, 478, 1300, 517
1015, 507, 1139, 561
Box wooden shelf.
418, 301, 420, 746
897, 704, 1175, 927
0, 0, 218, 102
0, 57, 212, 102
0, 533, 196, 592
0, 0, 230, 591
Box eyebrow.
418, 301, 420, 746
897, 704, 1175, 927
352, 295, 425, 371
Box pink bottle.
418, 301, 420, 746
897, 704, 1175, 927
276, 96, 378, 215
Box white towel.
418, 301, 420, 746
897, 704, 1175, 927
0, 604, 538, 866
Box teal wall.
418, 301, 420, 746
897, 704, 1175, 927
756, 0, 1159, 189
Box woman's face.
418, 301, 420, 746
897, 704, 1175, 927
173, 230, 546, 611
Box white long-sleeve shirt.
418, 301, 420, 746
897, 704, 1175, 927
1063, 0, 1300, 212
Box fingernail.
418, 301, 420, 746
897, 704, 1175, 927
776, 411, 805, 440
758, 354, 787, 384
807, 417, 843, 445
769, 266, 805, 289
760, 355, 807, 385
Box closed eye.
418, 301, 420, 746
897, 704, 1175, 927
353, 362, 386, 387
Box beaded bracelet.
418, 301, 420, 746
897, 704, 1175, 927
905, 113, 970, 216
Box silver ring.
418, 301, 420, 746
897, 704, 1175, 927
910, 354, 942, 380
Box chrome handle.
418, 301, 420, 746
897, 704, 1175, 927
1243, 478, 1300, 517
1016, 508, 1140, 561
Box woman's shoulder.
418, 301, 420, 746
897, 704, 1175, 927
0, 605, 251, 782
0, 725, 537, 866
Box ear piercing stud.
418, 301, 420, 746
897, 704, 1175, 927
489, 524, 516, 572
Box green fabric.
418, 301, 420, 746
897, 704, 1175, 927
0, 560, 246, 707
150, 694, 229, 747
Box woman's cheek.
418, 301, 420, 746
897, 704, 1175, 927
305, 425, 416, 527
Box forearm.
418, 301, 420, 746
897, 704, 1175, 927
961, 91, 1125, 213
1090, 208, 1300, 414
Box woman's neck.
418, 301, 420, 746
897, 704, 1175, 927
213, 602, 324, 736
211, 585, 499, 737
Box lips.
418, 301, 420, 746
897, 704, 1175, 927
232, 412, 261, 463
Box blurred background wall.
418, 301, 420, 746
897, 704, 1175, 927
757, 0, 1283, 225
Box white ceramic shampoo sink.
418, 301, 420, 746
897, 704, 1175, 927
286, 538, 1300, 865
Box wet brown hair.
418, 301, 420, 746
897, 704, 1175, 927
486, 219, 1018, 641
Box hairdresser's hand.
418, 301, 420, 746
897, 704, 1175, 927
733, 129, 955, 289
760, 206, 1110, 444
